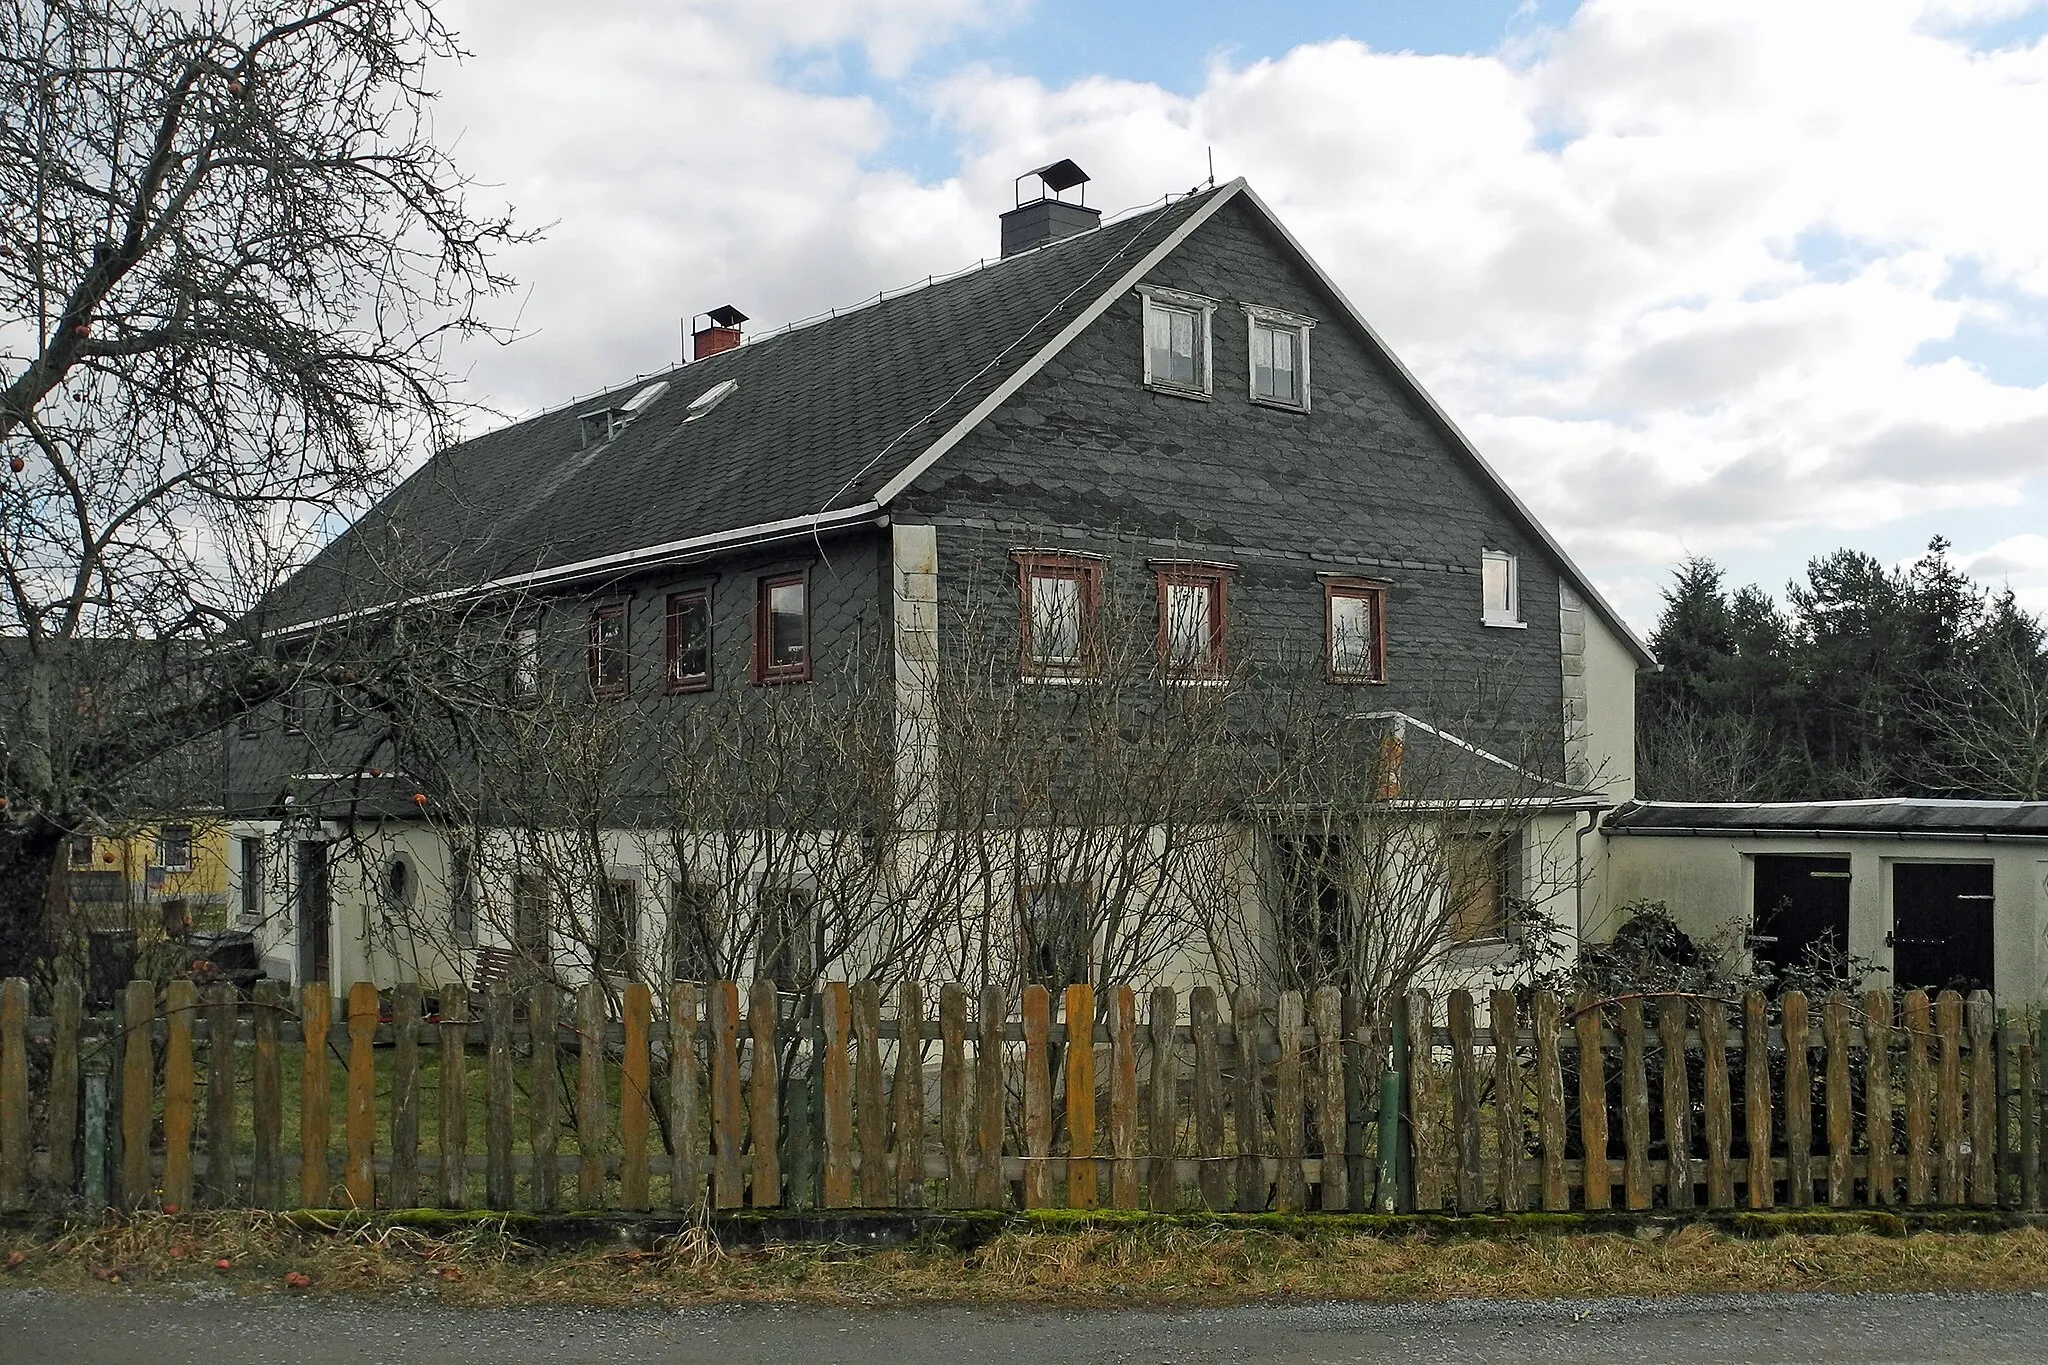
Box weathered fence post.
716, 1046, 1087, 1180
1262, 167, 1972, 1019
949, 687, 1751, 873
1700, 998, 1733, 1208
1066, 983, 1098, 1209
345, 981, 377, 1208
821, 981, 854, 1208
709, 980, 742, 1208
388, 984, 420, 1209
299, 983, 331, 1208
1149, 986, 1180, 1212
162, 979, 197, 1212
1532, 990, 1567, 1211
1743, 991, 1771, 1209
1191, 986, 1226, 1210
1110, 984, 1139, 1210
0, 980, 26, 1210
576, 983, 607, 1208
49, 969, 83, 1201
1904, 989, 1932, 1205
1409, 990, 1444, 1211
852, 980, 887, 1208
1274, 990, 1306, 1213
1863, 990, 1894, 1206
975, 984, 1006, 1208
1967, 991, 1996, 1206
485, 986, 515, 1210
1618, 998, 1651, 1211
531, 984, 560, 1212
1659, 997, 1692, 1210
437, 982, 468, 1208
666, 982, 699, 1213
1021, 984, 1052, 1209
1574, 994, 1610, 1211
1823, 994, 1851, 1208
1447, 990, 1482, 1213
1937, 990, 1964, 1204
1233, 987, 1266, 1213
939, 985, 969, 1206
1315, 987, 1350, 1213
622, 981, 652, 1212
251, 981, 282, 1208
2024, 1011, 2042, 1212
747, 980, 780, 1208
894, 982, 926, 1208
1782, 991, 1811, 1207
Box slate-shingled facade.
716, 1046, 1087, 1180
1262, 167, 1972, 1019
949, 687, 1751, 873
228, 178, 1652, 991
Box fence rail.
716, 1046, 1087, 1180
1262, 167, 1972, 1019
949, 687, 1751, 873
0, 976, 2041, 1215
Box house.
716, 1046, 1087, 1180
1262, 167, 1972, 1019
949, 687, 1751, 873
1603, 798, 2048, 1000
226, 166, 1652, 995
63, 817, 230, 931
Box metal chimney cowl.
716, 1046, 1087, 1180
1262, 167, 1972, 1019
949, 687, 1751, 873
1000, 159, 1102, 258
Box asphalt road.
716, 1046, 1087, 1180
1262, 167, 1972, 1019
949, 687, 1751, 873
6, 1288, 2048, 1364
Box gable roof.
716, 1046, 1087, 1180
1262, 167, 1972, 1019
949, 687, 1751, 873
268, 180, 1652, 665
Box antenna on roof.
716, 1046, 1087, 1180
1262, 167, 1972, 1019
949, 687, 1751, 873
1207, 146, 1215, 189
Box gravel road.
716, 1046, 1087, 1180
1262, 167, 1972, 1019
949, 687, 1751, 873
6, 1287, 2047, 1363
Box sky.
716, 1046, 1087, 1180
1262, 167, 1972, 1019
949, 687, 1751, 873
425, 0, 2048, 634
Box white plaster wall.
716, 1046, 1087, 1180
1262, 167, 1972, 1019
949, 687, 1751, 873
1580, 606, 1639, 803
1605, 833, 2048, 1002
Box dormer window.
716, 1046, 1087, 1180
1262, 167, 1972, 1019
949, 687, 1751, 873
579, 409, 626, 449
1137, 286, 1214, 398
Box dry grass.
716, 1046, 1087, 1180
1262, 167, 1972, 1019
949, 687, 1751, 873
6, 1213, 2048, 1309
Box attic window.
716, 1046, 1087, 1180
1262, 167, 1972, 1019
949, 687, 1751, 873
686, 379, 738, 421
578, 410, 625, 449
622, 380, 668, 415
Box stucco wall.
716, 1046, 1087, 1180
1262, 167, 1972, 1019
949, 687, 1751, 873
1605, 833, 2048, 1002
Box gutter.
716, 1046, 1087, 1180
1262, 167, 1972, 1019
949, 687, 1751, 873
268, 503, 887, 640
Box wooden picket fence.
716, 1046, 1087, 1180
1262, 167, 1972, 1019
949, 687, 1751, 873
0, 975, 2042, 1215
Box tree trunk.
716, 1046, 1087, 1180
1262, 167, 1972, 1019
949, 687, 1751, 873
0, 818, 62, 980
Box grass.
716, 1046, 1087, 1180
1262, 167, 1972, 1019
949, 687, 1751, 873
8, 1212, 2048, 1309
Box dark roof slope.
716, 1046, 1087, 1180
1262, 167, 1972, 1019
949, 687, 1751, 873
266, 189, 1223, 626
1606, 799, 2048, 839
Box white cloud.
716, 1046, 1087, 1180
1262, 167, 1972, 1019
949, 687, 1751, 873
426, 0, 2048, 630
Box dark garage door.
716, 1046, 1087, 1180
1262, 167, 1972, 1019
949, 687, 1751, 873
1752, 854, 1851, 982
1892, 862, 1994, 995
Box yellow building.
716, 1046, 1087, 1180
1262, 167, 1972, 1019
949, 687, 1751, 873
65, 816, 231, 932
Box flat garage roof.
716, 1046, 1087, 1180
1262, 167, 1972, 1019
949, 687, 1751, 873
1605, 799, 2048, 840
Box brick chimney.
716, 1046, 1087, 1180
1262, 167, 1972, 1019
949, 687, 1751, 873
1000, 159, 1101, 258
691, 304, 748, 360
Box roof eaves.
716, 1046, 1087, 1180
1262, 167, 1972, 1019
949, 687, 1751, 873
1230, 183, 1656, 669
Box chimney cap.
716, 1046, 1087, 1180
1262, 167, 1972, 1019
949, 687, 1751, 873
1016, 159, 1089, 205
698, 304, 748, 330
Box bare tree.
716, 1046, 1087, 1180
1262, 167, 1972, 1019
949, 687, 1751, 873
1918, 633, 2048, 800
0, 0, 524, 977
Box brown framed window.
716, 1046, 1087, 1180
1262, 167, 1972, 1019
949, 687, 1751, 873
596, 877, 638, 975
759, 885, 817, 987
1153, 562, 1231, 678
588, 602, 629, 698
1323, 578, 1388, 683
1447, 830, 1522, 945
509, 626, 540, 702
665, 590, 713, 692
1015, 552, 1102, 677
753, 573, 809, 683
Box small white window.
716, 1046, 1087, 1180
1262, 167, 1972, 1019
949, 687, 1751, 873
510, 626, 540, 699
1245, 306, 1314, 410
1482, 551, 1521, 627
1138, 286, 1214, 397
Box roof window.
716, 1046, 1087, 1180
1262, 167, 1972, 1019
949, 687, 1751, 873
577, 380, 670, 449
686, 379, 739, 422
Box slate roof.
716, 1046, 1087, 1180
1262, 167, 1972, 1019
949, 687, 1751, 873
262, 178, 1653, 665
1605, 799, 2048, 839
264, 188, 1225, 627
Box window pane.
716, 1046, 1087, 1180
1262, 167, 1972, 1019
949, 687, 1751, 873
1254, 323, 1299, 403
768, 581, 805, 668
1030, 573, 1082, 664
512, 628, 539, 698
1483, 554, 1514, 619
1148, 303, 1199, 387
1166, 581, 1213, 670
1330, 593, 1375, 677
591, 608, 626, 689
672, 595, 711, 681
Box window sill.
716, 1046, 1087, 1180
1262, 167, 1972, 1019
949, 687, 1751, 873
754, 672, 812, 687
1448, 937, 1520, 964
1326, 674, 1389, 686
1483, 617, 1527, 630
1144, 381, 1211, 402
1020, 672, 1099, 686
1250, 395, 1309, 414
665, 678, 713, 695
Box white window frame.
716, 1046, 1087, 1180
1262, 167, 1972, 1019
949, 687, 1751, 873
1482, 550, 1524, 628
1137, 285, 1216, 398
1244, 304, 1315, 411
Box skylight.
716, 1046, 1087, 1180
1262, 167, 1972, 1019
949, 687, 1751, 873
685, 379, 739, 421
622, 380, 668, 414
